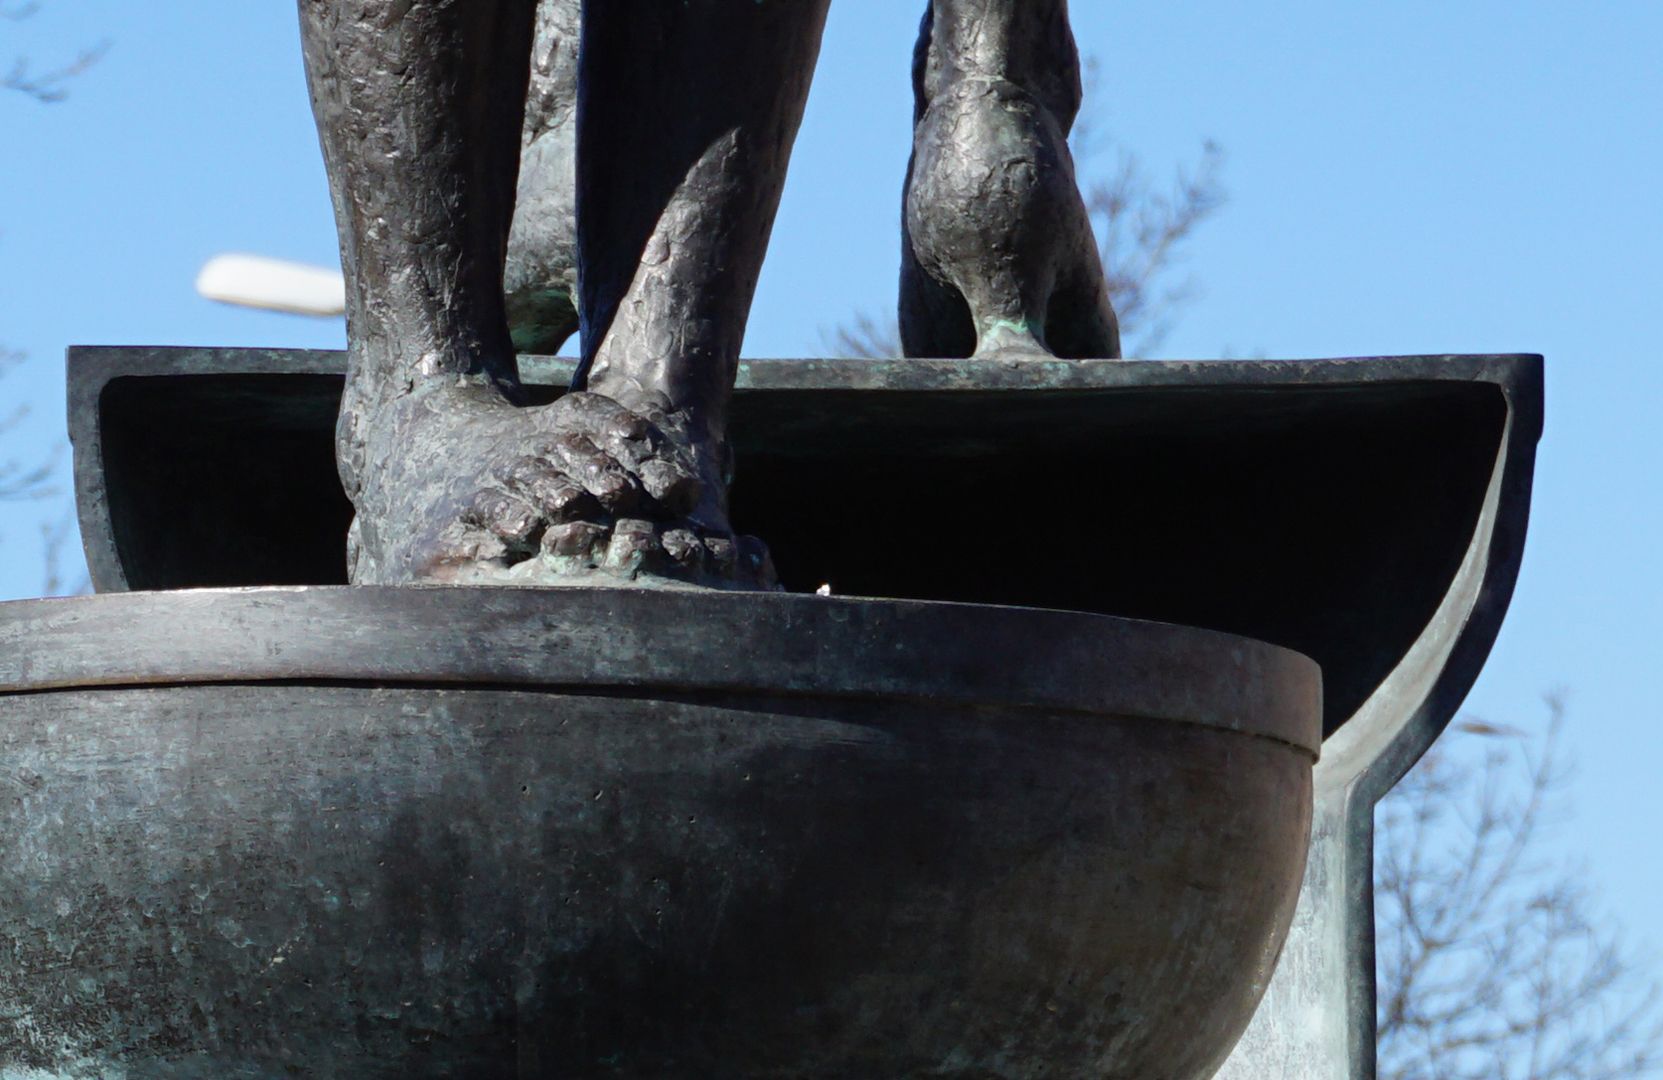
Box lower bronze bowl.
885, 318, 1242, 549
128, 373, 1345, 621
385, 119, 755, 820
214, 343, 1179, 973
0, 587, 1318, 1078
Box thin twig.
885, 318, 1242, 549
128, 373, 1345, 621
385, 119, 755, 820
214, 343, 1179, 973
3, 1, 108, 104
1376, 697, 1663, 1079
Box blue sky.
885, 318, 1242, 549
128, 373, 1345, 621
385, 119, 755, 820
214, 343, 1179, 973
4, 0, 1662, 968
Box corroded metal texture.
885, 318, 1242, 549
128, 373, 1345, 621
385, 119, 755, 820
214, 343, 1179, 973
504, 0, 580, 357
296, 0, 1126, 588
902, 0, 1119, 359
299, 0, 832, 588
0, 589, 1317, 1078
64, 347, 1543, 1078
501, 0, 1122, 366
67, 349, 1535, 745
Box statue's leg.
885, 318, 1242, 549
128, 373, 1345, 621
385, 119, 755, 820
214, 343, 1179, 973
504, 0, 580, 356
300, 0, 534, 489
900, 0, 1120, 360
574, 0, 833, 531
300, 0, 746, 588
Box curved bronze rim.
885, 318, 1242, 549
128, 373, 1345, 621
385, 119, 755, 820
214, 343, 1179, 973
0, 587, 1321, 757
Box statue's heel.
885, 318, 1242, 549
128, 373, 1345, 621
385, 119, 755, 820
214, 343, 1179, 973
903, 77, 1108, 359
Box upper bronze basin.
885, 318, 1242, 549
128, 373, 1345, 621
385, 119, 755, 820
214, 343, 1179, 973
0, 587, 1318, 1078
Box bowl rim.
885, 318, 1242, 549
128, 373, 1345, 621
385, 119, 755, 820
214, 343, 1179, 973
0, 586, 1321, 758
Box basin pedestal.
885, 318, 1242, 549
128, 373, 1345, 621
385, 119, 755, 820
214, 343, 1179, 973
1, 588, 1317, 1078
0, 349, 1543, 1078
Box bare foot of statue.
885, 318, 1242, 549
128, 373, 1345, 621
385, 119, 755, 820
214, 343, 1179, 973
301, 0, 829, 588
901, 0, 1121, 360
345, 384, 774, 587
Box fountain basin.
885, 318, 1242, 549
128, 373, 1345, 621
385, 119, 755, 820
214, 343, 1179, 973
0, 588, 1318, 1079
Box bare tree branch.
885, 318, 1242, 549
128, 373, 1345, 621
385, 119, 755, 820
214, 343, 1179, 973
1, 5, 89, 607
40, 505, 88, 596
825, 312, 901, 364
3, 1, 108, 104
1085, 140, 1224, 354
0, 347, 58, 503
1376, 696, 1663, 1080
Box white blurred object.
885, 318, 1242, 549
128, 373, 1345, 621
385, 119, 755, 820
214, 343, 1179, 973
196, 254, 346, 317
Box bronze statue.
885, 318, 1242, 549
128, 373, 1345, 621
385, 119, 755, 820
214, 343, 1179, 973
903, 2, 1119, 360
299, 0, 1116, 590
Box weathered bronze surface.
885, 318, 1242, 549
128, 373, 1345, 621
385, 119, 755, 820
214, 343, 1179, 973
62, 346, 1543, 1078
299, 0, 1113, 590
0, 588, 1317, 1078
300, 0, 827, 588
67, 348, 1534, 741
504, 0, 579, 358
903, 2, 1119, 359
2, 0, 1545, 1072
